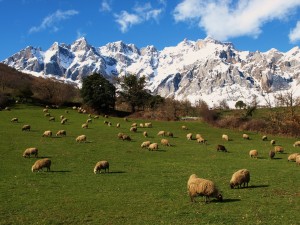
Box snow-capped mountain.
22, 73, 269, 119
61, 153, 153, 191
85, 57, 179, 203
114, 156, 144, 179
3, 37, 300, 108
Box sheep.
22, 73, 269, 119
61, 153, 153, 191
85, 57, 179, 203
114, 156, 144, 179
60, 115, 64, 120
296, 155, 300, 165
243, 134, 250, 140
166, 131, 173, 138
23, 147, 38, 158
287, 153, 300, 162
122, 134, 131, 141
197, 137, 207, 144
43, 108, 48, 113
262, 135, 268, 141
94, 115, 99, 119
94, 161, 109, 174
293, 141, 300, 147
130, 127, 137, 132
65, 110, 69, 114
107, 122, 112, 126
222, 134, 229, 141
42, 130, 52, 137
181, 125, 188, 130
186, 133, 193, 140
144, 122, 152, 128
141, 141, 151, 148
76, 135, 87, 143
49, 116, 55, 122
249, 150, 258, 158
161, 139, 170, 146
86, 118, 92, 123
140, 123, 144, 128
270, 140, 276, 145
72, 106, 77, 110
269, 150, 275, 159
195, 134, 203, 140
148, 143, 158, 151
88, 114, 92, 118
104, 120, 109, 125
61, 118, 68, 124
274, 145, 284, 153
82, 123, 88, 129
117, 133, 124, 139
187, 174, 223, 203
56, 130, 66, 136
131, 123, 137, 127
230, 169, 250, 189
143, 131, 148, 137
116, 123, 120, 128
124, 117, 128, 122
44, 113, 50, 117
104, 115, 109, 118
11, 117, 18, 122
157, 131, 165, 136
22, 124, 31, 131
216, 144, 227, 152
32, 158, 51, 172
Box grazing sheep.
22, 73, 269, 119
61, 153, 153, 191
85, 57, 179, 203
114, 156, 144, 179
72, 106, 77, 110
197, 137, 207, 144
49, 116, 55, 121
60, 115, 64, 120
11, 117, 18, 122
296, 155, 300, 165
186, 133, 193, 140
148, 143, 158, 151
56, 130, 66, 136
76, 135, 87, 143
131, 123, 137, 127
187, 174, 223, 203
293, 141, 300, 147
166, 132, 173, 138
32, 158, 51, 172
23, 147, 38, 158
44, 113, 50, 117
195, 134, 203, 140
117, 133, 124, 139
42, 130, 52, 137
108, 122, 112, 126
104, 120, 109, 125
270, 140, 276, 145
104, 115, 109, 118
288, 153, 300, 162
94, 161, 109, 174
181, 125, 188, 130
262, 135, 268, 141
94, 115, 99, 119
22, 124, 31, 131
143, 131, 148, 137
216, 144, 227, 152
274, 146, 284, 153
130, 127, 137, 132
230, 169, 250, 189
116, 123, 120, 128
86, 118, 92, 123
249, 150, 258, 158
243, 134, 250, 140
161, 139, 170, 146
124, 117, 128, 122
141, 141, 151, 148
43, 108, 48, 113
269, 150, 275, 159
122, 134, 131, 141
61, 118, 68, 124
157, 131, 165, 136
222, 134, 229, 141
144, 122, 152, 128
82, 123, 88, 129
140, 123, 144, 128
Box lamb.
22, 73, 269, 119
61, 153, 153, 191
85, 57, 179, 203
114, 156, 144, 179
157, 131, 165, 136
262, 135, 268, 141
60, 115, 64, 120
82, 123, 88, 129
296, 155, 300, 165
166, 132, 173, 138
42, 130, 52, 137
94, 115, 99, 119
76, 134, 87, 143
139, 123, 144, 128
270, 140, 276, 145
44, 113, 50, 117
130, 127, 137, 132
243, 134, 250, 140
144, 122, 152, 128
122, 134, 131, 141
94, 161, 109, 174
293, 141, 300, 147
197, 137, 207, 144
181, 125, 188, 130
43, 108, 48, 113
49, 116, 55, 121
143, 131, 148, 137
274, 145, 284, 153
187, 174, 223, 203
31, 158, 51, 172
195, 134, 203, 140
148, 143, 158, 151
141, 141, 151, 148
186, 133, 193, 140
131, 123, 137, 127
161, 139, 170, 146
61, 118, 68, 124
22, 124, 31, 131
116, 123, 120, 128
117, 133, 124, 139
269, 150, 275, 159
216, 144, 227, 152
287, 153, 300, 162
222, 134, 229, 141
23, 147, 38, 158
230, 169, 250, 189
107, 122, 112, 126
11, 117, 18, 122
56, 130, 66, 136
249, 150, 258, 158
86, 118, 92, 123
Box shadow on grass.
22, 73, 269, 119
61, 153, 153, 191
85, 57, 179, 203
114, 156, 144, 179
108, 171, 126, 174
38, 156, 52, 159
220, 198, 241, 203
247, 184, 269, 189
49, 170, 72, 173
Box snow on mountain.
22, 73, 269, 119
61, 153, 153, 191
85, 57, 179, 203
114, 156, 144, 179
2, 37, 300, 108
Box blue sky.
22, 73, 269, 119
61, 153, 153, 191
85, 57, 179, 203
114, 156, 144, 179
1, 0, 300, 61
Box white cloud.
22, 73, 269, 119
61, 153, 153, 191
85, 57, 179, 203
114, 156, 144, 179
289, 21, 300, 43
114, 2, 164, 33
29, 9, 79, 34
100, 0, 112, 12
173, 0, 300, 41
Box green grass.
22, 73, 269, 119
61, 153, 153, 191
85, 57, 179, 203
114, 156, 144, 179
0, 104, 299, 225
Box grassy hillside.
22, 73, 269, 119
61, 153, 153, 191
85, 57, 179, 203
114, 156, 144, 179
0, 104, 299, 224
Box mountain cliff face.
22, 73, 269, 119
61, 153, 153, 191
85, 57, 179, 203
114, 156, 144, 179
3, 37, 300, 108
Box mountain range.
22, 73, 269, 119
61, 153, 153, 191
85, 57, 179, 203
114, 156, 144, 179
2, 37, 300, 108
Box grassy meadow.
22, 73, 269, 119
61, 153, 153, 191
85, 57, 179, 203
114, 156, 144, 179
0, 104, 299, 225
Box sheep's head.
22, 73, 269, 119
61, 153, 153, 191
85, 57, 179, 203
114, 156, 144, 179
230, 182, 235, 189
216, 193, 223, 201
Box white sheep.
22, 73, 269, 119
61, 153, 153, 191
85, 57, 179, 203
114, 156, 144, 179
86, 118, 92, 123
61, 118, 68, 124
31, 158, 51, 172
116, 123, 120, 128
22, 124, 31, 131
42, 130, 52, 137
293, 141, 300, 147
143, 131, 148, 137
274, 146, 284, 153
270, 140, 276, 145
262, 135, 268, 141
82, 123, 88, 129
230, 169, 250, 189
222, 134, 229, 141
23, 147, 38, 158
11, 117, 18, 122
148, 143, 158, 151
181, 125, 188, 130
186, 133, 193, 140
161, 139, 170, 146
130, 127, 137, 132
49, 116, 55, 121
117, 133, 124, 139
243, 134, 250, 140
249, 150, 258, 158
131, 123, 137, 127
94, 161, 109, 174
144, 122, 152, 128
141, 141, 151, 148
76, 135, 87, 143
197, 137, 207, 144
60, 115, 64, 120
56, 130, 66, 136
44, 113, 50, 117
157, 131, 165, 136
121, 134, 131, 141
287, 153, 300, 162
166, 131, 173, 138
187, 174, 223, 203
139, 123, 144, 128
195, 134, 203, 140
296, 155, 300, 166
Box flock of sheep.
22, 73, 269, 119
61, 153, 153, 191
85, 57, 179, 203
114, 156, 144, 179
10, 105, 300, 204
